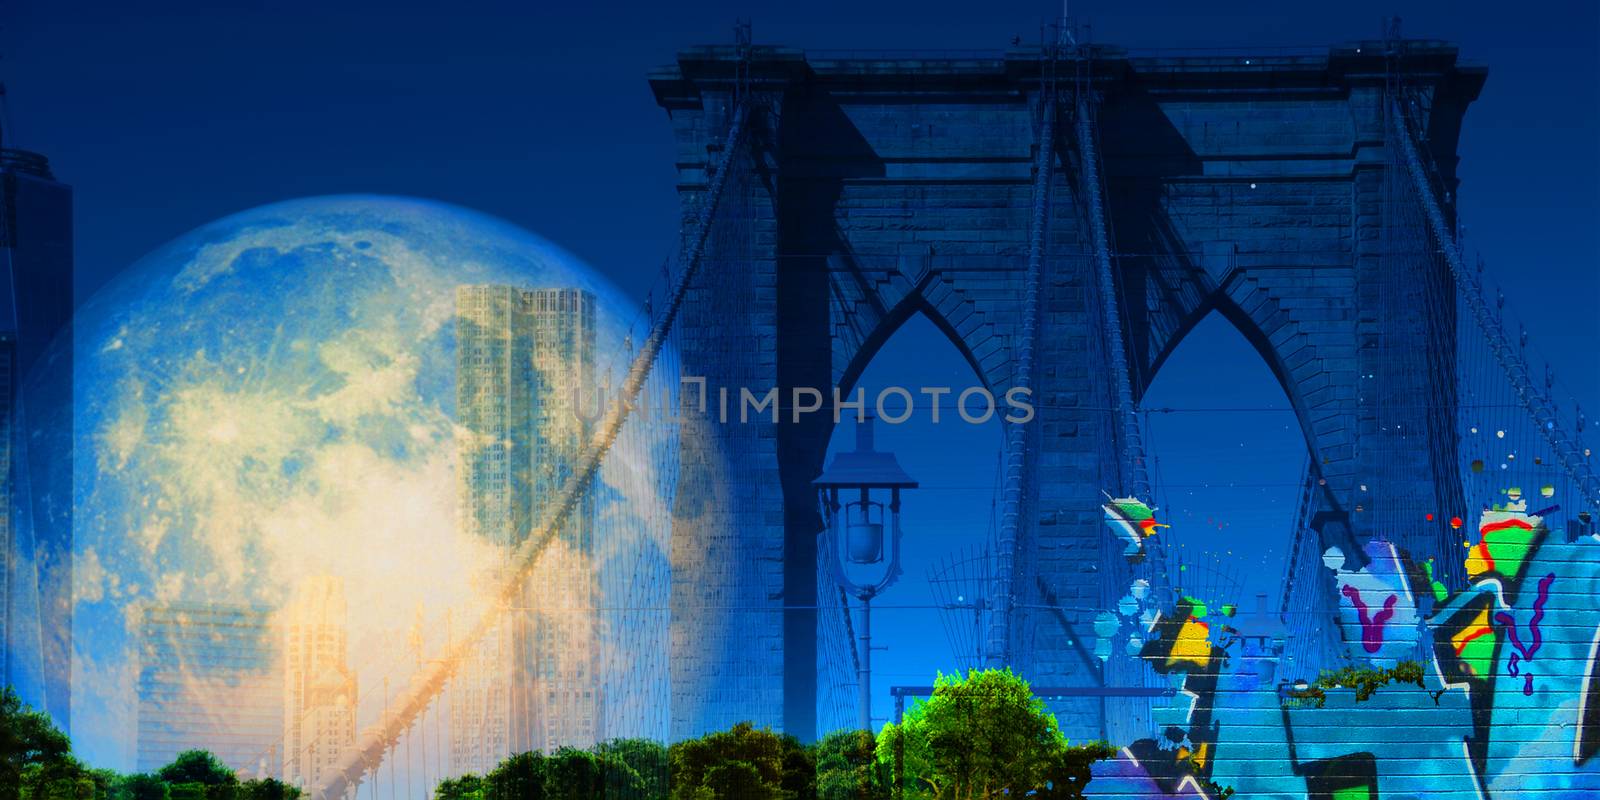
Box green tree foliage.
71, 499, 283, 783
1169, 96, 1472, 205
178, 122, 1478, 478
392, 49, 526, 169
484, 751, 545, 800
156, 752, 236, 787
776, 736, 813, 800
701, 762, 771, 799
544, 748, 609, 800
1285, 660, 1427, 708
236, 778, 301, 800
17, 764, 96, 800
597, 738, 667, 800
668, 722, 810, 800
6, 676, 1121, 800
433, 774, 485, 800
811, 730, 885, 800
873, 669, 1113, 799
113, 774, 171, 800
443, 747, 650, 800
1, 687, 74, 800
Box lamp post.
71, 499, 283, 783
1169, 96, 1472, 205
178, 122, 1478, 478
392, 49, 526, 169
815, 414, 918, 733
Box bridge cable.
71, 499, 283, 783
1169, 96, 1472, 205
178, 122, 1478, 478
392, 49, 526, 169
309, 97, 752, 799
981, 52, 1055, 669
1389, 100, 1600, 514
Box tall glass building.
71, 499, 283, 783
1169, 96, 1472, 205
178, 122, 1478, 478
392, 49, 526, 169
0, 144, 73, 731
135, 604, 284, 777
452, 286, 597, 771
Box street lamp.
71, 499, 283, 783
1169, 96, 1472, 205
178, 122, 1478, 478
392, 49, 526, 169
815, 414, 918, 733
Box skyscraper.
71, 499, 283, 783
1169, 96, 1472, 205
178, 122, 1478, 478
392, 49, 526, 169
136, 604, 284, 776
0, 143, 73, 731
452, 285, 597, 771
282, 576, 357, 795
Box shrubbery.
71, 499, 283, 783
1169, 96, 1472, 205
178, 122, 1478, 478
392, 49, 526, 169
5, 671, 1117, 800
2, 687, 300, 800
875, 669, 1114, 799
1283, 660, 1427, 708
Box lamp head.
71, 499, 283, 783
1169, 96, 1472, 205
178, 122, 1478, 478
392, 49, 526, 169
813, 415, 919, 491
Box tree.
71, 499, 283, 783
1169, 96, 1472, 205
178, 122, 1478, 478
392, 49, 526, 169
238, 778, 302, 800
669, 722, 808, 800
114, 774, 171, 800
1037, 741, 1116, 800
544, 747, 606, 800
484, 751, 544, 800
0, 687, 73, 800
87, 769, 123, 798
873, 669, 1113, 799
702, 762, 774, 800
433, 774, 484, 800
776, 734, 814, 800
811, 731, 885, 800
18, 760, 96, 800
598, 738, 667, 800
157, 752, 237, 786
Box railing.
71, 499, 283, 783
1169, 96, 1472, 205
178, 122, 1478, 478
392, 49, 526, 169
802, 48, 1010, 61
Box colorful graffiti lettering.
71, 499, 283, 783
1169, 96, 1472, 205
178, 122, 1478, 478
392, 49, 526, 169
1326, 541, 1420, 665
1340, 584, 1399, 654
1105, 495, 1168, 558
1088, 498, 1600, 799
1422, 558, 1450, 603
1494, 572, 1555, 695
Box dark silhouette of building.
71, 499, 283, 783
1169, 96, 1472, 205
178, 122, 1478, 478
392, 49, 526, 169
0, 138, 73, 730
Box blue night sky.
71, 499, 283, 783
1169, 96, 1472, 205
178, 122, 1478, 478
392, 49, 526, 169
9, 0, 1598, 734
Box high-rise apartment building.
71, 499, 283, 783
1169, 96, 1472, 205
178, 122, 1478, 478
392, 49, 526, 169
0, 143, 73, 731
452, 286, 597, 771
135, 604, 283, 776
282, 576, 357, 795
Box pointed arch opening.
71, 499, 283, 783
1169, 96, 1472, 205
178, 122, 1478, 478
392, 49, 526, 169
1141, 311, 1309, 604
816, 311, 1005, 733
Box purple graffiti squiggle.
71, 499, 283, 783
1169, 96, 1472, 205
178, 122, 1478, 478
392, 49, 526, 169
1342, 585, 1399, 654
1495, 572, 1557, 696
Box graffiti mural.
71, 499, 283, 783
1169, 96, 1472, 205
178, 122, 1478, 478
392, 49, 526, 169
1326, 541, 1421, 666
1088, 494, 1600, 799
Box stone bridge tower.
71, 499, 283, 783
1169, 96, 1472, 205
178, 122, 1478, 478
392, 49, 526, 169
652, 42, 1485, 742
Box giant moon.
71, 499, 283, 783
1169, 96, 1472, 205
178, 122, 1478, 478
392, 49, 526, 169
38, 196, 675, 768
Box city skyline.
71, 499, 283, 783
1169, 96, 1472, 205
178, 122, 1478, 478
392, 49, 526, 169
0, 4, 1596, 797
452, 284, 602, 772
135, 603, 282, 776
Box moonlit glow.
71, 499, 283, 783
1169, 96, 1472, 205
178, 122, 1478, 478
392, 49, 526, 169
37, 196, 674, 769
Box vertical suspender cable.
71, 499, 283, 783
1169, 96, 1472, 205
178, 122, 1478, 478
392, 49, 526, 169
1076, 96, 1150, 499
983, 80, 1053, 668
1389, 100, 1600, 513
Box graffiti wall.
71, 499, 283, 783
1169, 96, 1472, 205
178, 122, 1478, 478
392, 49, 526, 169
1087, 498, 1600, 799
